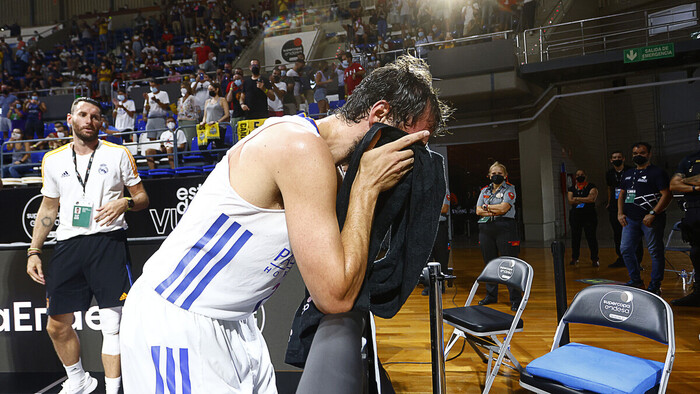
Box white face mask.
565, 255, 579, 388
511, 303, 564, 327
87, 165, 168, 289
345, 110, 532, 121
342, 60, 349, 67
167, 122, 176, 130
181, 88, 188, 96
57, 131, 65, 138
150, 86, 158, 93
117, 94, 125, 101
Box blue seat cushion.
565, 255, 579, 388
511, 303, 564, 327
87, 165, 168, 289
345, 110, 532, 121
525, 343, 664, 394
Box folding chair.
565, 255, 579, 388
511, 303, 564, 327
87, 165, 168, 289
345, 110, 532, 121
665, 221, 696, 289
520, 285, 675, 394
443, 257, 533, 393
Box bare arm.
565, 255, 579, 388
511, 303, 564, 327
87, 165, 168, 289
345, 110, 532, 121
606, 186, 613, 208
571, 187, 598, 204
217, 97, 230, 122
567, 190, 575, 205
27, 196, 60, 284
679, 173, 700, 186
94, 182, 149, 226
617, 189, 627, 226
477, 201, 511, 216
277, 129, 425, 314
670, 173, 694, 193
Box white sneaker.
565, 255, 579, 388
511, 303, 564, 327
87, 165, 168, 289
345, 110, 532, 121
58, 372, 98, 394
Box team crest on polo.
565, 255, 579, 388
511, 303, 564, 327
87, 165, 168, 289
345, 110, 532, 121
498, 259, 515, 281
600, 290, 634, 323
98, 163, 108, 174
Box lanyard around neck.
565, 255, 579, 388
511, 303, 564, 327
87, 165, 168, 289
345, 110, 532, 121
72, 145, 96, 195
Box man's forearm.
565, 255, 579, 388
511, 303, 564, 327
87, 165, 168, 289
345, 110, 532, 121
30, 201, 58, 249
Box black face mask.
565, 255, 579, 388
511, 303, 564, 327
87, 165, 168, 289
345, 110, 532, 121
251, 65, 260, 75
209, 90, 216, 97
490, 174, 504, 184
632, 155, 648, 165
612, 159, 623, 167
576, 176, 586, 183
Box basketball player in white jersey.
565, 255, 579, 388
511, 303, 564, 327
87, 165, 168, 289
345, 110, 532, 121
120, 55, 451, 392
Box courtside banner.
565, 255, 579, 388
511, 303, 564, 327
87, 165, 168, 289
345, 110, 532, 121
0, 176, 207, 244
263, 30, 319, 66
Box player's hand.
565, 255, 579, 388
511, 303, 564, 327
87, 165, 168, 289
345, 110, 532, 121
356, 130, 429, 193
617, 213, 627, 227
642, 214, 655, 227
27, 255, 45, 285
95, 199, 129, 226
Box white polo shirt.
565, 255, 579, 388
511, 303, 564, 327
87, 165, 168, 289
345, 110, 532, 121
144, 90, 170, 118
115, 99, 136, 131
41, 141, 141, 241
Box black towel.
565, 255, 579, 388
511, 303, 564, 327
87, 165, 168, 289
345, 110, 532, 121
285, 123, 445, 367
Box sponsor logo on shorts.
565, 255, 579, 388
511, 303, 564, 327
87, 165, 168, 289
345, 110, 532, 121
119, 292, 128, 301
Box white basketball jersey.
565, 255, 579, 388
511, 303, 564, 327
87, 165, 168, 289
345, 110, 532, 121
139, 115, 320, 320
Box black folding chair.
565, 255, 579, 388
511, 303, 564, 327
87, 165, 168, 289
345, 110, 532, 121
443, 257, 533, 393
520, 285, 675, 394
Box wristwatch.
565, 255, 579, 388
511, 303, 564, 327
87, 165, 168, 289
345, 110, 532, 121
649, 210, 656, 216
125, 197, 135, 211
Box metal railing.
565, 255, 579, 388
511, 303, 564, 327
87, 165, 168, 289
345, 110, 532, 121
519, 2, 699, 63
10, 85, 90, 98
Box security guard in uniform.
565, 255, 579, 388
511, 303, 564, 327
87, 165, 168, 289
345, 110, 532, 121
670, 132, 700, 306
475, 161, 522, 311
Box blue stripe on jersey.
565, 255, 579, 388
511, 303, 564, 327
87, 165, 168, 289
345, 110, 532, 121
156, 214, 229, 295
180, 348, 191, 394
166, 221, 242, 304
181, 229, 253, 310
151, 346, 164, 394
166, 347, 176, 394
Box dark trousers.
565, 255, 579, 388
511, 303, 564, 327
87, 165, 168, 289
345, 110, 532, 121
681, 208, 700, 273
570, 211, 598, 261
608, 209, 643, 262
431, 220, 449, 274
478, 219, 521, 303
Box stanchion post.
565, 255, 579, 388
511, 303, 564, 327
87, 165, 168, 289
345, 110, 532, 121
427, 262, 446, 394
550, 240, 570, 346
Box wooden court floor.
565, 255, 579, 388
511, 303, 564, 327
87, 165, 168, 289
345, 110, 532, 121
374, 247, 700, 393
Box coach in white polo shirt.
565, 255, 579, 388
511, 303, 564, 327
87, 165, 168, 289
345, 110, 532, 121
26, 97, 149, 394
144, 78, 171, 140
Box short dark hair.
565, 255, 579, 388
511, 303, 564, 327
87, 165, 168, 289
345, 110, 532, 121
610, 150, 623, 157
337, 55, 452, 135
70, 97, 101, 114
632, 142, 652, 152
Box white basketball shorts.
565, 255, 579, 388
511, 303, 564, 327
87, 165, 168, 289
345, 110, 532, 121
120, 281, 277, 393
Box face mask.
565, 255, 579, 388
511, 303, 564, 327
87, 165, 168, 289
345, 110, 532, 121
612, 159, 623, 167
281, 70, 286, 76
234, 79, 242, 87
102, 122, 106, 128
167, 122, 176, 130
418, 31, 424, 37
31, 96, 38, 101
209, 90, 216, 97
117, 94, 125, 101
101, 65, 106, 69
16, 104, 21, 108
490, 174, 504, 184
272, 75, 280, 82
632, 155, 648, 165
432, 27, 438, 32
342, 60, 349, 67
212, 56, 216, 61
150, 86, 158, 93
57, 131, 65, 138
576, 176, 586, 183
181, 88, 188, 96
251, 65, 260, 75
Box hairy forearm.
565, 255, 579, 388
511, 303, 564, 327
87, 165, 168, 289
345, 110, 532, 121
682, 174, 700, 186
128, 185, 149, 212
30, 200, 58, 249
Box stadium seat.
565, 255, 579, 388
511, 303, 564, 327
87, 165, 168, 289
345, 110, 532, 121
519, 285, 675, 394
443, 257, 533, 393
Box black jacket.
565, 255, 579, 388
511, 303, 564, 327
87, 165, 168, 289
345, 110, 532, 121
285, 123, 445, 367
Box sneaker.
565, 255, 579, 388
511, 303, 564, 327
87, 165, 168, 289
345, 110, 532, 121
569, 259, 579, 266
59, 373, 98, 394
671, 286, 700, 307
647, 282, 662, 296
623, 279, 645, 289
478, 296, 497, 306
608, 259, 626, 268
592, 260, 600, 267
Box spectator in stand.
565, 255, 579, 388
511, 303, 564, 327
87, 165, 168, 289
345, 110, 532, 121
240, 59, 271, 120
267, 68, 287, 117
143, 79, 171, 141
113, 89, 136, 142
342, 51, 365, 97
463, 0, 480, 36
202, 52, 218, 72
415, 27, 429, 58
278, 64, 297, 114
200, 82, 229, 151
285, 59, 305, 113
0, 86, 17, 139
9, 99, 24, 131
32, 122, 69, 151
0, 38, 12, 74
1, 129, 32, 178
23, 92, 46, 140
191, 69, 211, 119
98, 18, 109, 50
146, 116, 187, 170
225, 72, 245, 131
192, 37, 212, 66
97, 62, 113, 102
177, 82, 198, 149
313, 61, 334, 115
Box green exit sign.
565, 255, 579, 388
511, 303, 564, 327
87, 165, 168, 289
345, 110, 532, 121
624, 43, 675, 63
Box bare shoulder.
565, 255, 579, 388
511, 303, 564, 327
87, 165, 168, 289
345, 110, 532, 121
239, 122, 332, 168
